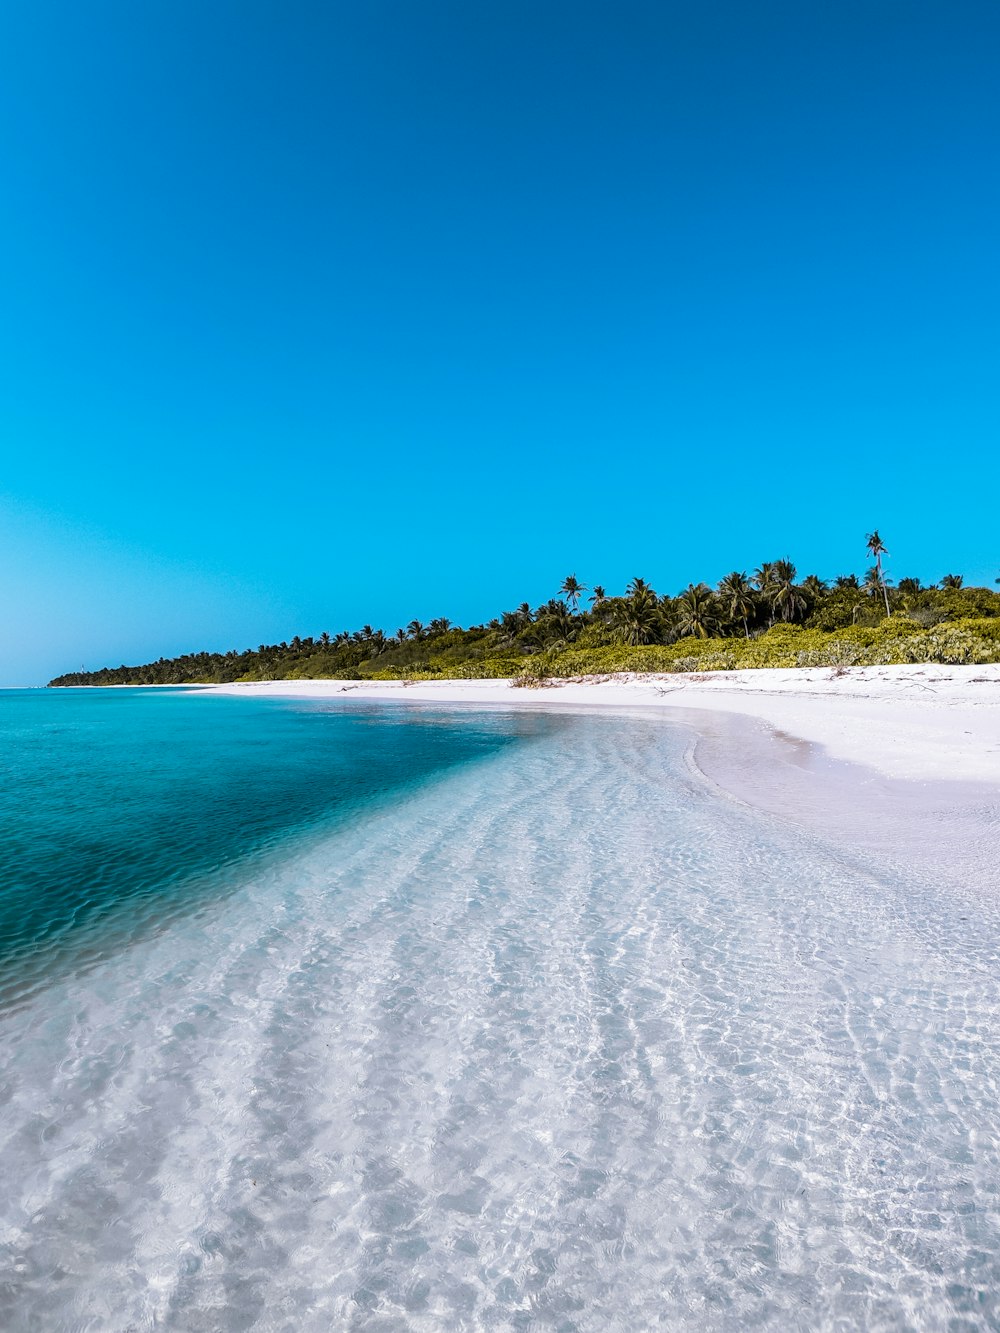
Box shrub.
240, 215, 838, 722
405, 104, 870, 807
511, 662, 553, 688
796, 642, 864, 668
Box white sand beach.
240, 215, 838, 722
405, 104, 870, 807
205, 663, 1000, 786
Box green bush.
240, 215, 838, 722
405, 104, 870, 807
796, 642, 865, 668
300, 618, 1000, 681
465, 617, 1000, 677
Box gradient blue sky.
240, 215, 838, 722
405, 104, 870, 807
2, 1, 998, 683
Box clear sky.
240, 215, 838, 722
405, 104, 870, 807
2, 1, 998, 683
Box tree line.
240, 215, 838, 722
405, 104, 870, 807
49, 531, 1000, 686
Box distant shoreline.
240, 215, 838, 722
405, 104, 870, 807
192, 663, 1000, 787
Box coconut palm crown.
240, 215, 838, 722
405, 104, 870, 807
717, 571, 755, 638
559, 574, 587, 613
865, 530, 891, 617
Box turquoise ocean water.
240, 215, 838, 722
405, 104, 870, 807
2, 687, 1000, 1330
0, 688, 520, 1005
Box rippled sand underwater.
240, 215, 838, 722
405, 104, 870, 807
3, 700, 1000, 1330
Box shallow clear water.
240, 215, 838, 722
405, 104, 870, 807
0, 689, 519, 1005
2, 689, 1000, 1330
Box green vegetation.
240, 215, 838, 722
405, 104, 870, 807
49, 539, 1000, 687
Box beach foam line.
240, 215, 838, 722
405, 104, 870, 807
202, 664, 1000, 785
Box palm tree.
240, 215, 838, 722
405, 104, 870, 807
612, 583, 662, 645
753, 562, 776, 593
406, 620, 426, 641
534, 607, 577, 648
717, 571, 755, 638
498, 610, 525, 645
675, 583, 720, 639
940, 573, 964, 589
589, 585, 613, 626
657, 593, 678, 638
897, 577, 923, 596
394, 628, 407, 644
835, 574, 859, 589
769, 560, 808, 624
319, 631, 331, 647
863, 567, 887, 600
559, 574, 587, 614
865, 530, 891, 616
428, 617, 452, 636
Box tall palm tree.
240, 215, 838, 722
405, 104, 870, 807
658, 593, 678, 639
769, 560, 808, 624
406, 620, 425, 641
865, 530, 891, 616
717, 571, 755, 638
612, 584, 662, 645
753, 562, 776, 594
675, 583, 720, 639
559, 574, 587, 614
589, 585, 612, 626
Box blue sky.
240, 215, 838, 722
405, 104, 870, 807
2, 1, 998, 683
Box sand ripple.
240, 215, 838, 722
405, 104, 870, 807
2, 712, 1000, 1329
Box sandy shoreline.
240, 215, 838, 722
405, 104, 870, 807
202, 664, 1000, 786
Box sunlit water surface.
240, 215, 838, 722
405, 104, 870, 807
2, 688, 1000, 1331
